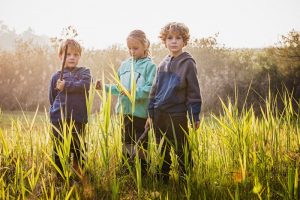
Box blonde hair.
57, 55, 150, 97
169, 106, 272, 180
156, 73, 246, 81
127, 30, 150, 57
58, 39, 82, 56
159, 22, 190, 46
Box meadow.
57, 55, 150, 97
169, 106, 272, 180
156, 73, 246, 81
0, 27, 299, 199
0, 86, 299, 199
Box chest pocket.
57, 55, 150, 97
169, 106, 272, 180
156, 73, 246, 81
119, 71, 145, 90
73, 73, 81, 81
63, 71, 78, 80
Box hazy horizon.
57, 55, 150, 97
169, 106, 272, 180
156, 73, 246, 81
1, 0, 300, 49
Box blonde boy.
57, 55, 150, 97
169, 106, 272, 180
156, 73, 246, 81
49, 39, 91, 176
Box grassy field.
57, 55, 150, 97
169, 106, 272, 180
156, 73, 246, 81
0, 88, 300, 199
0, 109, 46, 129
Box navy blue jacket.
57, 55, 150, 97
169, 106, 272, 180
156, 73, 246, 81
148, 52, 202, 121
49, 67, 91, 123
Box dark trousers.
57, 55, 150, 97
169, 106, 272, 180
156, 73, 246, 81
123, 115, 147, 172
153, 110, 190, 179
123, 115, 147, 145
51, 120, 86, 172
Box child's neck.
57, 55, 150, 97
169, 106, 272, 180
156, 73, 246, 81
170, 51, 184, 58
132, 56, 147, 61
66, 66, 76, 71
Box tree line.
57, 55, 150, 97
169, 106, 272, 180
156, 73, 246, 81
0, 28, 299, 114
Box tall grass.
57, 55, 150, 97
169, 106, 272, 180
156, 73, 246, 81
0, 85, 299, 199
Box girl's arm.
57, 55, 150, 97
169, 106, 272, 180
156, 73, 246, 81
104, 64, 125, 96
104, 84, 120, 95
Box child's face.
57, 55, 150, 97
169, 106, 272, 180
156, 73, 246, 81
165, 31, 184, 57
127, 37, 146, 60
60, 48, 81, 69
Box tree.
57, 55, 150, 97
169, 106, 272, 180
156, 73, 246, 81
274, 30, 300, 77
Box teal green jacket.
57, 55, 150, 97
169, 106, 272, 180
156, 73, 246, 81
105, 57, 156, 118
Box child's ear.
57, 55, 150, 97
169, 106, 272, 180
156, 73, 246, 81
58, 54, 62, 60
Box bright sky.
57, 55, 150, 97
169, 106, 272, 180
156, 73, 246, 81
0, 0, 299, 49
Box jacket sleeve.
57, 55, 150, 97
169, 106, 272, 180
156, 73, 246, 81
104, 67, 121, 96
148, 69, 159, 119
105, 84, 120, 95
185, 60, 202, 122
49, 73, 58, 106
64, 68, 91, 93
135, 63, 157, 100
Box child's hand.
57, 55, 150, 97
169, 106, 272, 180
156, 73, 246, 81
194, 121, 200, 130
56, 79, 65, 91
120, 90, 130, 96
95, 80, 102, 90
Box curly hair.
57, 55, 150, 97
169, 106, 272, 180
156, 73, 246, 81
58, 39, 82, 56
159, 22, 190, 46
127, 30, 151, 57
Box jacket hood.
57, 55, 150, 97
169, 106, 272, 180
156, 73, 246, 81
168, 52, 194, 62
125, 57, 152, 65
59, 66, 86, 73
160, 52, 195, 69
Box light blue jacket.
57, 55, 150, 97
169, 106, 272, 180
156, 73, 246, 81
106, 57, 156, 118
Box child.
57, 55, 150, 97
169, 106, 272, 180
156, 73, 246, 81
97, 30, 156, 160
148, 22, 202, 181
49, 39, 91, 177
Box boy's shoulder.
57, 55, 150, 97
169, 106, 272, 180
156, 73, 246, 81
51, 70, 60, 79
179, 52, 195, 61
51, 66, 90, 79
52, 66, 90, 73
74, 66, 91, 75
177, 52, 196, 66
